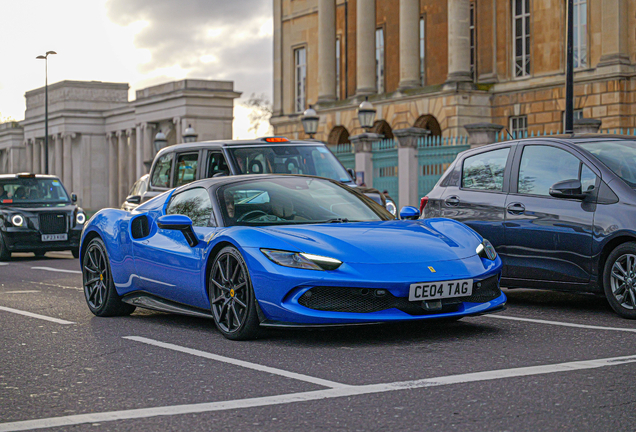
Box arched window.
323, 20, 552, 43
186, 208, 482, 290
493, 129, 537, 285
327, 126, 350, 145
414, 115, 442, 136
370, 120, 393, 139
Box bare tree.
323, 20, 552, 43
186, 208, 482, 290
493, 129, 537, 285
241, 94, 273, 135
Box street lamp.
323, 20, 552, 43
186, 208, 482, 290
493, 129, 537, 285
36, 50, 56, 175
183, 124, 198, 143
357, 97, 376, 132
301, 106, 319, 139
154, 131, 168, 153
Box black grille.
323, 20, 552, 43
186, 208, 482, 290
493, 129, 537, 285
298, 275, 501, 315
39, 213, 67, 234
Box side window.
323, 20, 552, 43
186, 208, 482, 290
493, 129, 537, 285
207, 152, 229, 178
462, 147, 510, 191
166, 188, 213, 227
151, 153, 174, 188
518, 146, 580, 196
175, 153, 199, 187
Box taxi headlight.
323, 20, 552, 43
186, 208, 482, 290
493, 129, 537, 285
476, 239, 497, 261
76, 213, 86, 225
261, 249, 342, 271
11, 214, 24, 227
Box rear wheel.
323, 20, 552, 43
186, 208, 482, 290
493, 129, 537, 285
82, 237, 135, 317
0, 233, 10, 261
603, 242, 636, 319
209, 246, 260, 340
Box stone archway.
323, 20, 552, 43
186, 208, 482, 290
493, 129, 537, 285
370, 120, 394, 139
414, 114, 442, 136
327, 125, 350, 145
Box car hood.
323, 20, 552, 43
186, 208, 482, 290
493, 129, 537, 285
252, 219, 483, 264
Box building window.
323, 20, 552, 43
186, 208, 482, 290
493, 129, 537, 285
513, 0, 531, 77
375, 28, 385, 94
420, 16, 426, 85
510, 115, 528, 137
573, 0, 587, 69
470, 3, 476, 80
336, 37, 341, 100
562, 109, 584, 130
294, 47, 307, 113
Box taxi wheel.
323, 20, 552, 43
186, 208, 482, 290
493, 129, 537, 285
0, 234, 10, 261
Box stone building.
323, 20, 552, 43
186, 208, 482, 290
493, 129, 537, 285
0, 79, 240, 211
271, 0, 635, 141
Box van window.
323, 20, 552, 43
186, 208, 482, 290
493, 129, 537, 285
151, 153, 173, 188
175, 153, 198, 187
207, 152, 229, 178
462, 148, 510, 191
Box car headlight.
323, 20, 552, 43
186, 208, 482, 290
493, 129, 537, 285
76, 213, 86, 225
261, 249, 342, 271
11, 214, 24, 227
476, 239, 497, 260
385, 200, 397, 216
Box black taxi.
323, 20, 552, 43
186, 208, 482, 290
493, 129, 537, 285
0, 173, 86, 260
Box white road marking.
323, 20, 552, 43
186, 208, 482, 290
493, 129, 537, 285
2, 353, 635, 432
31, 267, 81, 275
0, 306, 75, 325
124, 336, 348, 389
1, 291, 40, 294
0, 262, 7, 266
485, 314, 636, 334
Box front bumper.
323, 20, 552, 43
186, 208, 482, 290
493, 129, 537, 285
2, 227, 82, 253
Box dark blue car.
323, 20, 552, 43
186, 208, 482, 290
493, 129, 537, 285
421, 135, 636, 319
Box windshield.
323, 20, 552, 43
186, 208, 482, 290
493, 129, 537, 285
217, 177, 393, 227
0, 178, 70, 205
227, 145, 352, 183
578, 140, 636, 187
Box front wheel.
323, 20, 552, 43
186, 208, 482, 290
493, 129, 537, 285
82, 237, 135, 317
209, 246, 260, 340
603, 242, 636, 319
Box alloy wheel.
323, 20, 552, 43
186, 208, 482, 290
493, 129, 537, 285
210, 252, 249, 333
83, 243, 109, 310
610, 253, 636, 311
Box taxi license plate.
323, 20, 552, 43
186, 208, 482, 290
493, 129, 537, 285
42, 234, 68, 242
409, 279, 473, 301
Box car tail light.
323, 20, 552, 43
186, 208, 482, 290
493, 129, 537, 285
419, 196, 429, 213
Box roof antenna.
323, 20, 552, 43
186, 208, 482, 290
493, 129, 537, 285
504, 128, 514, 140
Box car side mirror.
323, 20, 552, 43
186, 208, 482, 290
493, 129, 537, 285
399, 206, 421, 220
347, 168, 357, 182
71, 193, 77, 203
126, 195, 141, 204
549, 179, 587, 200
156, 214, 199, 247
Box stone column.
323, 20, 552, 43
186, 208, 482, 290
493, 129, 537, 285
107, 133, 118, 208
349, 132, 383, 188
573, 118, 602, 134
40, 142, 46, 174
54, 134, 63, 178
356, 0, 376, 96
317, 0, 337, 103
25, 140, 32, 173
464, 123, 504, 148
127, 129, 136, 189
444, 0, 473, 89
173, 117, 183, 143
62, 133, 74, 190
273, 0, 283, 116
398, 0, 421, 91
598, 0, 629, 67
135, 124, 143, 179
33, 141, 41, 174
117, 131, 128, 204
49, 138, 56, 175
394, 128, 430, 207
142, 123, 154, 172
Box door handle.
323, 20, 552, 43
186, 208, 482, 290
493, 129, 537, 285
445, 196, 460, 206
506, 203, 525, 215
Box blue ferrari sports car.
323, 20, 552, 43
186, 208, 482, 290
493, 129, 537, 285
80, 175, 505, 340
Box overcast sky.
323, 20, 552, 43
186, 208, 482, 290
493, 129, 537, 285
0, 0, 273, 138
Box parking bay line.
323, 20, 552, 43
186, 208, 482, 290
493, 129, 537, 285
1, 290, 41, 294
124, 336, 348, 389
30, 267, 81, 275
484, 314, 636, 334
2, 353, 636, 432
0, 306, 75, 325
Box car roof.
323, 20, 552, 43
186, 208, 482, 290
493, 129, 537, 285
154, 137, 325, 158
462, 134, 635, 154
0, 173, 60, 180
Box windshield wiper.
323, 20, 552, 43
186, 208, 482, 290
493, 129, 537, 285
324, 218, 350, 223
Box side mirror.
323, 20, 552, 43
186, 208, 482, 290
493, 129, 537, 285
549, 179, 587, 200
347, 168, 357, 182
399, 206, 421, 220
71, 193, 77, 203
156, 214, 199, 247
126, 195, 141, 204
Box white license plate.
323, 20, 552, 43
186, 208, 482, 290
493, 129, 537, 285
409, 279, 473, 301
42, 234, 68, 242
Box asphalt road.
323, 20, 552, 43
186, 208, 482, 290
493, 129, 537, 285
1, 252, 635, 431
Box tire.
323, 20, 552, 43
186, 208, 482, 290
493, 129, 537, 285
71, 248, 80, 259
0, 233, 10, 261
209, 246, 260, 340
34, 251, 46, 258
82, 237, 136, 317
603, 242, 636, 319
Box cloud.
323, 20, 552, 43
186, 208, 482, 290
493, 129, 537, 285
105, 0, 273, 102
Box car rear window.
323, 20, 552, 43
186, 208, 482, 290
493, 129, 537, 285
578, 140, 636, 188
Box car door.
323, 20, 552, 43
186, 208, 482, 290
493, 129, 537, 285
439, 145, 515, 249
132, 187, 216, 308
503, 143, 598, 285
